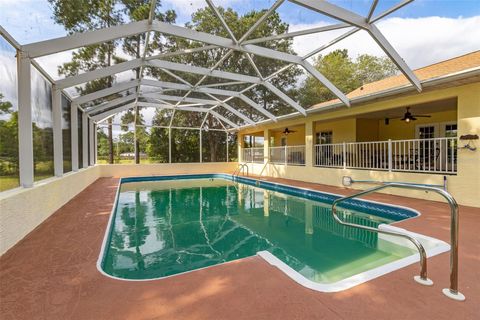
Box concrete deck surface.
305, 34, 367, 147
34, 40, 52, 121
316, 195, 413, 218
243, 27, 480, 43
1, 176, 479, 320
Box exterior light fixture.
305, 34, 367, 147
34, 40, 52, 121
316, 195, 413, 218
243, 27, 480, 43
459, 134, 478, 151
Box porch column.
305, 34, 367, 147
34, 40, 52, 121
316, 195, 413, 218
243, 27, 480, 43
454, 88, 480, 207
305, 120, 314, 167
17, 52, 34, 187
263, 129, 270, 164
237, 132, 243, 162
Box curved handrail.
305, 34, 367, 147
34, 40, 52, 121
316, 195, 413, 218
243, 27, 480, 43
233, 163, 248, 179
332, 182, 464, 300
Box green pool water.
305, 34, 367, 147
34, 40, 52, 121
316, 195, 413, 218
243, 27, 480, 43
101, 178, 415, 283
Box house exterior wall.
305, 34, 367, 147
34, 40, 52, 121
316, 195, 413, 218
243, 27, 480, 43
270, 126, 306, 146
239, 82, 480, 208
357, 118, 379, 142
315, 118, 357, 143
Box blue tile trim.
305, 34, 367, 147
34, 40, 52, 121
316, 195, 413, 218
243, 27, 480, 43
120, 174, 418, 221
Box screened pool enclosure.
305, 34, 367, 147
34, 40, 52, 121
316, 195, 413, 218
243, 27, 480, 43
0, 0, 422, 191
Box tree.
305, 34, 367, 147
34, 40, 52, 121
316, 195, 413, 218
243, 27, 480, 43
0, 94, 18, 177
147, 6, 301, 162
120, 0, 176, 163
298, 49, 397, 107
49, 0, 124, 164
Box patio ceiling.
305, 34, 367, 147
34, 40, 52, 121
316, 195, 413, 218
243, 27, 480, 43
2, 0, 420, 133
356, 97, 458, 119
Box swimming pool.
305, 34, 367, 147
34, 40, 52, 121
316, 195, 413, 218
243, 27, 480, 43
98, 174, 449, 292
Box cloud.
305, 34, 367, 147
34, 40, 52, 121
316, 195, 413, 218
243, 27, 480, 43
290, 15, 480, 69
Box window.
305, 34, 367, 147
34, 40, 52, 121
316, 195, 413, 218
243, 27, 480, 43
243, 135, 264, 148
445, 124, 457, 138
419, 126, 435, 139
316, 131, 332, 144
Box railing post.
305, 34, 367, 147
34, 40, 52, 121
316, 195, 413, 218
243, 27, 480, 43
388, 139, 393, 172
284, 145, 287, 166
342, 142, 346, 169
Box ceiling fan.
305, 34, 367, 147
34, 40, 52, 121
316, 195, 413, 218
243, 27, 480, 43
282, 127, 297, 135
385, 107, 431, 124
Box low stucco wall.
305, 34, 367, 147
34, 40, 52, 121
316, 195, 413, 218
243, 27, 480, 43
0, 162, 238, 255
0, 166, 101, 255
244, 162, 475, 206
98, 162, 238, 177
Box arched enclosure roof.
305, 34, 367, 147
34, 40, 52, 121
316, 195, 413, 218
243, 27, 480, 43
3, 0, 420, 132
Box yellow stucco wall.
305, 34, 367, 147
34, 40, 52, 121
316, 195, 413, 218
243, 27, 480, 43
270, 125, 306, 146
239, 82, 480, 208
357, 118, 379, 142
315, 118, 357, 143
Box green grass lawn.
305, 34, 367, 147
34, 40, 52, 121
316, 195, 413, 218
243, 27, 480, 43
0, 176, 19, 192
97, 158, 164, 164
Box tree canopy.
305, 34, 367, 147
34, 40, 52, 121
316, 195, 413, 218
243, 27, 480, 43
298, 49, 397, 107
44, 3, 399, 164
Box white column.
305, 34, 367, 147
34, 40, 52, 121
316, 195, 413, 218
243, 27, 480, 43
226, 132, 229, 162
17, 52, 34, 187
237, 132, 242, 162
168, 127, 172, 163
264, 129, 270, 164
82, 112, 88, 168
199, 129, 203, 163
94, 123, 98, 164
305, 120, 313, 167
71, 103, 79, 171
52, 87, 63, 177
89, 119, 94, 165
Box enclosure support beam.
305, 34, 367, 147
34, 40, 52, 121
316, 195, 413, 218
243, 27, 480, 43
72, 79, 140, 105
89, 120, 95, 166
23, 20, 150, 58
82, 112, 88, 168
17, 53, 34, 187
168, 128, 172, 163
199, 129, 203, 163
94, 123, 98, 164
52, 87, 63, 177
226, 132, 229, 162
71, 103, 79, 171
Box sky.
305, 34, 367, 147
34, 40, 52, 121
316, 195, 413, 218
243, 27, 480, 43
1, 0, 479, 81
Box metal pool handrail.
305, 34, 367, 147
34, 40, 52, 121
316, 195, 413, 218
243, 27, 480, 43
233, 163, 248, 178
331, 182, 465, 301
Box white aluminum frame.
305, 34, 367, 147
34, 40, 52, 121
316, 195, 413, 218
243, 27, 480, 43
5, 0, 419, 183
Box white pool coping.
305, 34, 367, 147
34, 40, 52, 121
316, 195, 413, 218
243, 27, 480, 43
96, 174, 450, 292
257, 224, 449, 292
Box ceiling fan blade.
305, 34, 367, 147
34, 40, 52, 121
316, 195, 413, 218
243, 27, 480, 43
413, 115, 431, 118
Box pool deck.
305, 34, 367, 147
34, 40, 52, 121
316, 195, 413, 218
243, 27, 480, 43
1, 175, 479, 320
